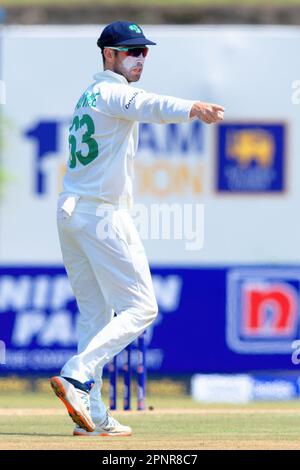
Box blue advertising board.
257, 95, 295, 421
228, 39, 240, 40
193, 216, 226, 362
0, 266, 300, 375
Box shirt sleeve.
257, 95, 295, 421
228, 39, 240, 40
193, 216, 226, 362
97, 83, 196, 124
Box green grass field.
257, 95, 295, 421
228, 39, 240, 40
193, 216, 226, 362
1, 391, 300, 450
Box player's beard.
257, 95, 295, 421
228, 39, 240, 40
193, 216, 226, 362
117, 55, 145, 83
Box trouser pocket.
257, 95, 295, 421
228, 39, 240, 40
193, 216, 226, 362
57, 195, 80, 220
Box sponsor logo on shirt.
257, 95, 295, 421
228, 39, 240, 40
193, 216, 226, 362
125, 91, 141, 109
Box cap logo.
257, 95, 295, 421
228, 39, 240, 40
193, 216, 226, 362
129, 24, 142, 34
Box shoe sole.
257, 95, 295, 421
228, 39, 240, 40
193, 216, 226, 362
50, 376, 95, 433
73, 430, 132, 437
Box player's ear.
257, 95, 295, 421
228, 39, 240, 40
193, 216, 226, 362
103, 48, 115, 63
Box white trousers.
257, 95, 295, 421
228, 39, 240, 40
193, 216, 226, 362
57, 195, 158, 424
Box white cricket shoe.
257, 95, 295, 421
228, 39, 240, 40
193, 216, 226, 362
73, 411, 132, 437
50, 376, 95, 432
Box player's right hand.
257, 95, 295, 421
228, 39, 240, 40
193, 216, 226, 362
189, 101, 225, 124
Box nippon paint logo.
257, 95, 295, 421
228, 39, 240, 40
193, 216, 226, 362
0, 80, 5, 104
226, 268, 300, 354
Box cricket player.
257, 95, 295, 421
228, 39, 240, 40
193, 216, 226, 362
51, 20, 224, 437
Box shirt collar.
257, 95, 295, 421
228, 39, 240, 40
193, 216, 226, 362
93, 69, 130, 85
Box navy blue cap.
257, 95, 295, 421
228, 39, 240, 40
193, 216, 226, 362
97, 21, 156, 49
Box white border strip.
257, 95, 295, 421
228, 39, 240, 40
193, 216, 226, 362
3, 24, 300, 39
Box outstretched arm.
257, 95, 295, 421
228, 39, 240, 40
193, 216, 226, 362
98, 83, 224, 124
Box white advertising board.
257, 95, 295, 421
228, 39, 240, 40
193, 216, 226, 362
0, 25, 299, 265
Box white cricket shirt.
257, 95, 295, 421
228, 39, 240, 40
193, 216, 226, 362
62, 69, 195, 208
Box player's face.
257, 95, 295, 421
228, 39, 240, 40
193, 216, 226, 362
113, 50, 146, 83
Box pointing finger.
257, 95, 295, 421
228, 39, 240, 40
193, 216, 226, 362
212, 104, 225, 112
